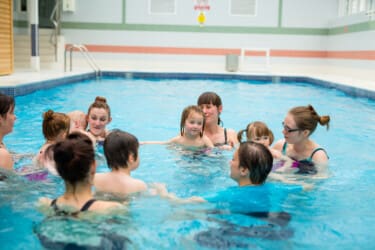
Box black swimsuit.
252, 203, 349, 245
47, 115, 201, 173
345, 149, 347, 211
213, 128, 228, 147
50, 198, 97, 216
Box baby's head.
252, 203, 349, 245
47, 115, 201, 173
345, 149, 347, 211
103, 129, 139, 170
67, 110, 88, 132
237, 141, 273, 184
237, 121, 274, 147
42, 110, 70, 141
180, 105, 205, 137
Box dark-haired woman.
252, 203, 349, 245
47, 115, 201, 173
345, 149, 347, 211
39, 132, 122, 214
197, 92, 238, 149
0, 93, 16, 171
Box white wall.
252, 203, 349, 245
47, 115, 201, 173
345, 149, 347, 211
126, 0, 279, 27
282, 0, 338, 28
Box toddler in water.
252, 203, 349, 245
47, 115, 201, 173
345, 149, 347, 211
94, 129, 147, 197
237, 121, 300, 175
34, 110, 70, 174
67, 110, 96, 144
67, 110, 87, 132
237, 121, 282, 159
142, 105, 214, 149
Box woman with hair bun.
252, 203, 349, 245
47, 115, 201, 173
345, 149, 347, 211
35, 110, 70, 173
86, 96, 112, 145
273, 105, 330, 172
39, 132, 122, 214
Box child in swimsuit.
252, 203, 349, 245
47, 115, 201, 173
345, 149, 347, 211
94, 129, 147, 197
67, 110, 96, 145
142, 105, 214, 150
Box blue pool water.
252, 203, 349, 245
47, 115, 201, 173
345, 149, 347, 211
1, 75, 375, 249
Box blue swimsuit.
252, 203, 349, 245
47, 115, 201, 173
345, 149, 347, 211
281, 142, 328, 174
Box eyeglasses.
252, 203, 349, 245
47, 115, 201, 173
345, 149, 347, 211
282, 122, 301, 133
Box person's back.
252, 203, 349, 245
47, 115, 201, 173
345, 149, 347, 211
38, 132, 121, 214
94, 129, 147, 196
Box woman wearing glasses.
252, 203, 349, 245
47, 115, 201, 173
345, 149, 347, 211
272, 105, 330, 174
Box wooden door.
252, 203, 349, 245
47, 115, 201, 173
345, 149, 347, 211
0, 0, 13, 75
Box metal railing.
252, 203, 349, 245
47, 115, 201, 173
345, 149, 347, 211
50, 0, 62, 62
64, 44, 101, 77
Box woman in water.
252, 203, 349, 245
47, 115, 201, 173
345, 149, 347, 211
197, 92, 238, 149
273, 105, 330, 174
38, 132, 122, 214
86, 96, 112, 145
0, 93, 16, 171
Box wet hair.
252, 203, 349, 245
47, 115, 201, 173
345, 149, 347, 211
0, 93, 15, 118
197, 92, 223, 125
237, 121, 274, 144
87, 96, 111, 119
238, 141, 273, 184
42, 110, 70, 141
103, 129, 139, 170
53, 132, 95, 185
289, 105, 330, 135
180, 105, 205, 137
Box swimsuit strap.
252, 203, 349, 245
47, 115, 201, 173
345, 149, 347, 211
80, 199, 97, 212
50, 198, 97, 214
50, 198, 58, 210
309, 147, 328, 160
281, 141, 288, 155
224, 128, 227, 145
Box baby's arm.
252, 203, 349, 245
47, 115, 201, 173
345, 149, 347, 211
202, 135, 214, 148
149, 183, 205, 203
141, 136, 179, 145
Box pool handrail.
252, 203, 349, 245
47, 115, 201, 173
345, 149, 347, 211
64, 44, 101, 78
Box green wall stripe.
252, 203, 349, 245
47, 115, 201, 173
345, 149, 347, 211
60, 22, 328, 35
328, 21, 375, 35
122, 0, 126, 24
278, 0, 283, 28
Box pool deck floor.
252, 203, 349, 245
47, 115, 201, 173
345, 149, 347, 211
1, 60, 375, 93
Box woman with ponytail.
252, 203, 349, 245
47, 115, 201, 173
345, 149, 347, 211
273, 105, 330, 173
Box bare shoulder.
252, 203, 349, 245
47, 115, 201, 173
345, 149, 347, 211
272, 139, 285, 151
93, 200, 124, 213
224, 128, 238, 144
93, 173, 108, 188
38, 196, 52, 206
311, 148, 329, 165
0, 148, 13, 170
133, 178, 148, 191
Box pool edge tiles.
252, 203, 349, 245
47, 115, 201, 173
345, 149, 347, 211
1, 71, 375, 100
0, 72, 96, 97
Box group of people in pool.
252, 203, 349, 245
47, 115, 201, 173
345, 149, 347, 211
0, 91, 330, 214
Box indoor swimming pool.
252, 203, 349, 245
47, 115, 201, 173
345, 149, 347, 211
1, 73, 375, 249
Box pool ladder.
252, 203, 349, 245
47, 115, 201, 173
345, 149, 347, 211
64, 44, 101, 78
